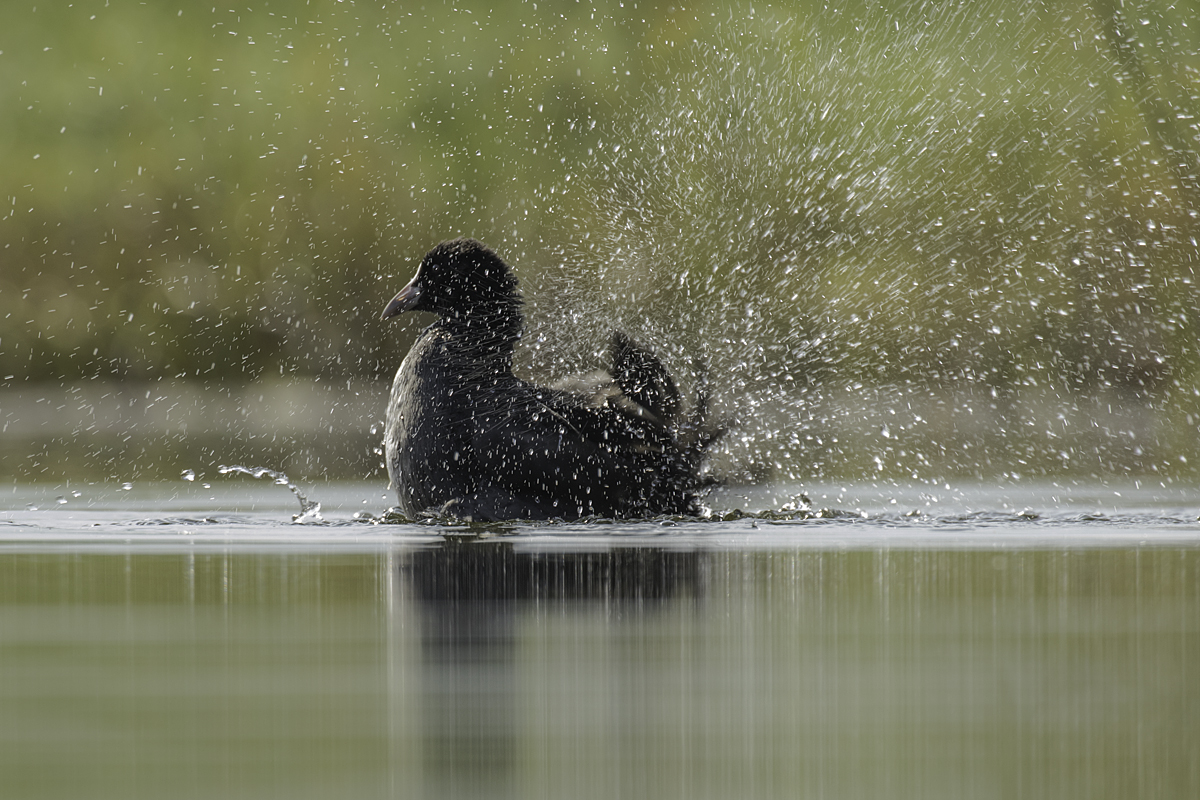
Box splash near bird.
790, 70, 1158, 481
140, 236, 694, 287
380, 238, 716, 521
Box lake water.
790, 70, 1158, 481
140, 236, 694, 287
2, 479, 1198, 799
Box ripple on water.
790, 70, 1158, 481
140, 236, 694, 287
2, 481, 1198, 550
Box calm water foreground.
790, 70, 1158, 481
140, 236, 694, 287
2, 480, 1199, 800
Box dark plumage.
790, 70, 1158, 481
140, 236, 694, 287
380, 237, 714, 521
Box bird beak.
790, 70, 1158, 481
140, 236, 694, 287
380, 280, 421, 320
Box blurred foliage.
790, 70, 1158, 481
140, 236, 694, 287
0, 0, 1198, 480
0, 0, 682, 384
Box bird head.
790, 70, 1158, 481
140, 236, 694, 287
381, 238, 520, 321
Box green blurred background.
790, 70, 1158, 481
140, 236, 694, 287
1, 0, 1198, 484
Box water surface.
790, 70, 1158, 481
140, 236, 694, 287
2, 481, 1198, 799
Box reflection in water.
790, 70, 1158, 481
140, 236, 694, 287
0, 543, 1197, 799
401, 538, 703, 799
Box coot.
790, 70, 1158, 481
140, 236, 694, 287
380, 238, 713, 520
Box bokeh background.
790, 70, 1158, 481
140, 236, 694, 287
1, 0, 1197, 485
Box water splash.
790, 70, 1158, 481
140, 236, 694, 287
217, 464, 323, 523
521, 11, 1198, 485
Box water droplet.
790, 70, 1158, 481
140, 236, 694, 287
181, 469, 196, 482
55, 496, 68, 505
121, 482, 133, 491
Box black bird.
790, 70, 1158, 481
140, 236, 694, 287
380, 237, 714, 521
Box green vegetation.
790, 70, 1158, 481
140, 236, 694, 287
0, 0, 1197, 481
0, 0, 667, 382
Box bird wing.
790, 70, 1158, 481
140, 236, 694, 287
468, 381, 672, 515
609, 331, 681, 423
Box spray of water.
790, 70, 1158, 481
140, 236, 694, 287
518, 10, 1197, 484
218, 464, 323, 523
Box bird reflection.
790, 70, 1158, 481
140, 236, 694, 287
398, 537, 705, 798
